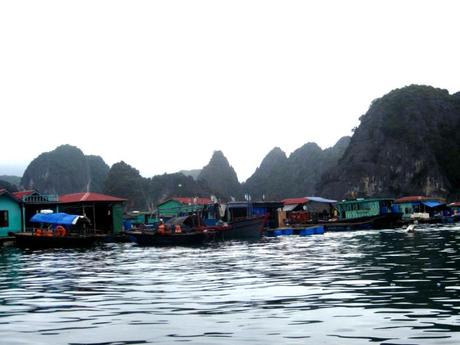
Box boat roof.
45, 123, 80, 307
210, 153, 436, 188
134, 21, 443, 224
421, 200, 445, 208
282, 196, 337, 205
394, 195, 444, 203
30, 212, 90, 225
337, 198, 394, 205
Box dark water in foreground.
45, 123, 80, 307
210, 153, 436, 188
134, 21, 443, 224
1, 225, 460, 345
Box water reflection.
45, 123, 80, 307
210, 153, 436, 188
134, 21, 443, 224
1, 225, 460, 344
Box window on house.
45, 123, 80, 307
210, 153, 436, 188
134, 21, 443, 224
0, 211, 9, 228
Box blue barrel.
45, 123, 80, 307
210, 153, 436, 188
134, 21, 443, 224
274, 229, 284, 236
313, 226, 325, 234
300, 228, 314, 236
282, 228, 294, 235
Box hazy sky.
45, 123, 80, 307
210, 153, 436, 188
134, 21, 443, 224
1, 1, 460, 181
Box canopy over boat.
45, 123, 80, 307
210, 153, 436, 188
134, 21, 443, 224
421, 200, 445, 208
30, 213, 90, 226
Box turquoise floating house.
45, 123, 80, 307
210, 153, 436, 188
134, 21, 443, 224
157, 197, 212, 218
335, 198, 395, 221
393, 196, 447, 221
0, 189, 22, 237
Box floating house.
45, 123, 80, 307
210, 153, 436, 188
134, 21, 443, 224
252, 201, 283, 228
0, 189, 22, 237
157, 197, 212, 218
58, 193, 126, 234
393, 196, 446, 221
14, 190, 60, 230
280, 197, 337, 226
335, 198, 395, 221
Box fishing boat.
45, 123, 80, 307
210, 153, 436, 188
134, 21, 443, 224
324, 198, 402, 231
126, 214, 213, 246
126, 207, 267, 246
13, 212, 102, 248
210, 215, 267, 240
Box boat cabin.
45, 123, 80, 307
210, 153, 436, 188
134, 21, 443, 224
335, 198, 395, 221
30, 212, 92, 235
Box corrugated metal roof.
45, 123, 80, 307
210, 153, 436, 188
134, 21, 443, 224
395, 196, 434, 203
172, 197, 212, 205
13, 190, 37, 200
59, 192, 126, 203
422, 200, 445, 208
282, 197, 308, 205
282, 196, 336, 205
0, 189, 21, 203
305, 196, 337, 203
283, 204, 298, 212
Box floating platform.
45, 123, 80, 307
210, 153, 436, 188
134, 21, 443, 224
265, 225, 325, 237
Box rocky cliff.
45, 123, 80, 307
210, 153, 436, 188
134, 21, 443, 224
243, 137, 350, 200
319, 85, 460, 199
21, 145, 109, 195
198, 151, 242, 200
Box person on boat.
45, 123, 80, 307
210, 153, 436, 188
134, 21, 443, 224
158, 219, 166, 235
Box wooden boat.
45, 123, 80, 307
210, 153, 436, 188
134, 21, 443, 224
126, 229, 209, 246
210, 216, 266, 240
13, 212, 101, 248
323, 213, 402, 231
324, 198, 402, 231
13, 232, 102, 248
126, 214, 213, 246
126, 213, 266, 246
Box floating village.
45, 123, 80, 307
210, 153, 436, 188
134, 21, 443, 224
1, 188, 459, 248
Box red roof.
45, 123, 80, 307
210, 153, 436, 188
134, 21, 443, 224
395, 196, 444, 203
59, 192, 126, 203
282, 197, 309, 205
172, 197, 212, 205
449, 202, 460, 207
13, 190, 37, 200
0, 189, 20, 202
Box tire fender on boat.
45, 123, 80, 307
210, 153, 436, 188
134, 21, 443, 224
55, 226, 67, 237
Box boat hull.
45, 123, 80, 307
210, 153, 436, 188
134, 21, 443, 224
13, 232, 102, 248
212, 216, 266, 240
324, 213, 402, 232
126, 230, 209, 246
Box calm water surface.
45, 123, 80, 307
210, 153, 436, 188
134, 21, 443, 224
1, 225, 460, 344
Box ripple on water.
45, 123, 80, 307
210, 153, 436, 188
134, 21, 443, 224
1, 227, 460, 344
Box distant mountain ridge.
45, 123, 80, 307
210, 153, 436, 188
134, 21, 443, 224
0, 175, 21, 187
243, 137, 350, 200
178, 169, 201, 180
198, 151, 242, 199
16, 84, 460, 208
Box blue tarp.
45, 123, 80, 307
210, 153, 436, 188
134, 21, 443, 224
30, 213, 85, 225
422, 201, 445, 208
306, 196, 337, 203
